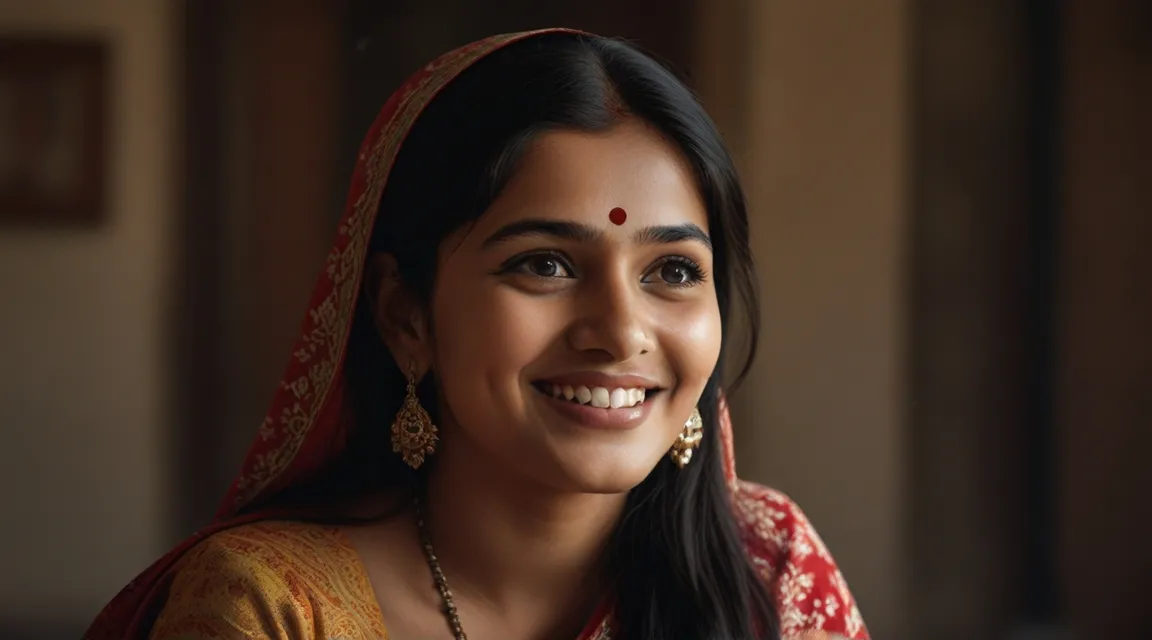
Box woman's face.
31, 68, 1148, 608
428, 120, 722, 493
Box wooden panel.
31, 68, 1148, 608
1059, 0, 1152, 636
175, 0, 343, 527
224, 0, 343, 473
909, 1, 1039, 635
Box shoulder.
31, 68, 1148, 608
167, 520, 358, 595
178, 520, 350, 568
733, 481, 870, 640
149, 521, 384, 639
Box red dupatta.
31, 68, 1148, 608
86, 29, 866, 640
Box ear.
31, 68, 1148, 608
364, 252, 432, 374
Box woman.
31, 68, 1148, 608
86, 29, 868, 640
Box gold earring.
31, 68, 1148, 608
391, 361, 438, 469
669, 406, 703, 468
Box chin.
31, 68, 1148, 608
564, 474, 645, 495
542, 447, 667, 495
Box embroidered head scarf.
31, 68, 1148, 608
85, 29, 867, 640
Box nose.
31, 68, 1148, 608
566, 269, 655, 362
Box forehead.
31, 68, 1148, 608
474, 121, 708, 233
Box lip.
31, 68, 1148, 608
532, 385, 658, 430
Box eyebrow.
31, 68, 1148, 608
481, 218, 712, 251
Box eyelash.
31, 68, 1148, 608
649, 256, 708, 288
496, 251, 708, 288
497, 250, 575, 279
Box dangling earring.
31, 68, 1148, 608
391, 361, 438, 469
669, 406, 703, 468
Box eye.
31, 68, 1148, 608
499, 252, 575, 279
526, 256, 569, 278
659, 262, 692, 285
642, 256, 707, 288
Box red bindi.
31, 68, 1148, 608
609, 207, 627, 226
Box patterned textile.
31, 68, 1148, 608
146, 486, 864, 639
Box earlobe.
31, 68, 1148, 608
365, 252, 430, 367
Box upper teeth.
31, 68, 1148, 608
548, 383, 647, 409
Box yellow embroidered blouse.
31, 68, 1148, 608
149, 521, 388, 639
148, 505, 858, 640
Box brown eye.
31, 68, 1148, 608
496, 251, 576, 281
530, 258, 560, 277
520, 254, 572, 278
660, 262, 692, 285
642, 257, 706, 288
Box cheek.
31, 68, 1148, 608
662, 298, 723, 387
430, 277, 561, 404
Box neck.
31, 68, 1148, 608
421, 430, 624, 635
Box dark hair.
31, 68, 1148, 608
284, 33, 774, 640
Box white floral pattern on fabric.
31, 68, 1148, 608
734, 482, 869, 639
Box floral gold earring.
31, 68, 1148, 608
669, 406, 703, 468
391, 361, 438, 469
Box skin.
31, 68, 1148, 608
345, 120, 722, 640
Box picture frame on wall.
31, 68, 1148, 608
0, 37, 109, 227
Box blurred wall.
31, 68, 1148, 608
0, 0, 174, 635
698, 2, 910, 638
1060, 0, 1152, 635
909, 3, 1041, 637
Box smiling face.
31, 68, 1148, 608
395, 120, 723, 493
